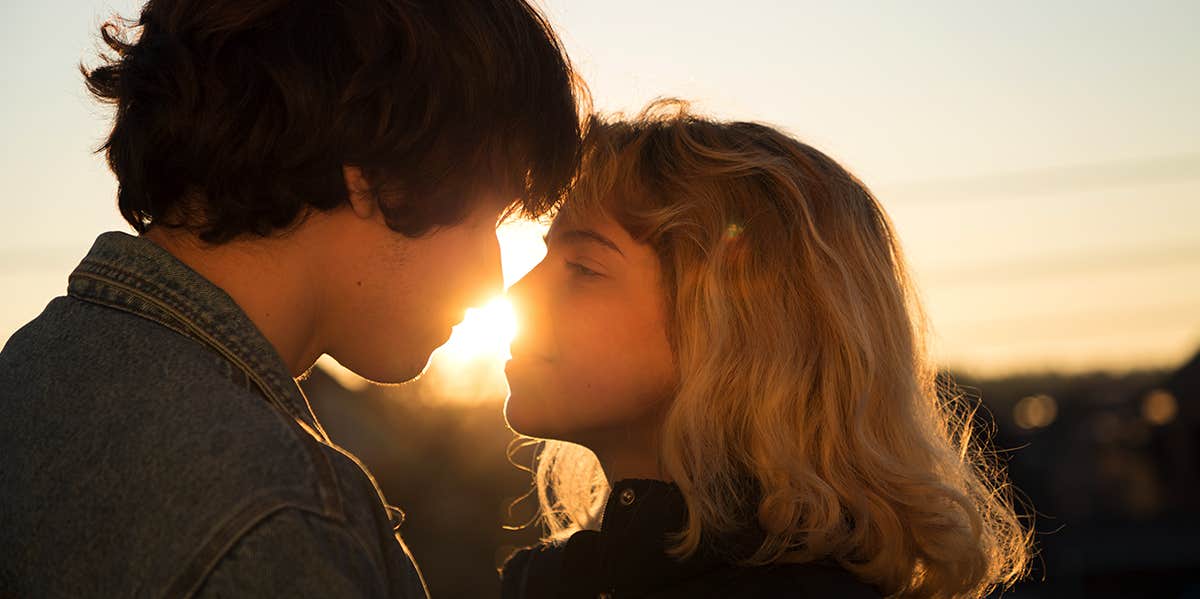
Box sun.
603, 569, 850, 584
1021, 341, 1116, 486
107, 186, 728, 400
418, 220, 548, 401
437, 297, 519, 363
435, 219, 548, 363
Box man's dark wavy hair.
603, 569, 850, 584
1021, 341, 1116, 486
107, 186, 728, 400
82, 0, 585, 244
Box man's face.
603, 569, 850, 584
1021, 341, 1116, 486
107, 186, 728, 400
503, 208, 677, 445
322, 198, 506, 384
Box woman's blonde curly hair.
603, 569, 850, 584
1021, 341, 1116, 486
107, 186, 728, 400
515, 99, 1032, 598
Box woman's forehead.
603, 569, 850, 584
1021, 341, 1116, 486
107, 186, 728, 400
547, 199, 652, 256
550, 195, 611, 231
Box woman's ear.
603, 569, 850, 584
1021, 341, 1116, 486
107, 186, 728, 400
342, 165, 377, 219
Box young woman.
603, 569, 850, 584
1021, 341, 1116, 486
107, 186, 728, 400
500, 100, 1031, 598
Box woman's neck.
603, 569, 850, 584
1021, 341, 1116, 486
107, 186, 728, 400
588, 420, 670, 484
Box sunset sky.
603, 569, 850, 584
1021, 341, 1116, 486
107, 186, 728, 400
1, 0, 1197, 387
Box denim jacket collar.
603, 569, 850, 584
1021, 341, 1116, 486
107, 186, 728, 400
66, 231, 329, 443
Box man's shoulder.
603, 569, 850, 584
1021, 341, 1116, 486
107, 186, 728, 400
0, 295, 385, 596
0, 293, 344, 485
192, 506, 402, 599
1, 293, 315, 467
0, 296, 424, 597
0, 292, 383, 508
0, 293, 243, 396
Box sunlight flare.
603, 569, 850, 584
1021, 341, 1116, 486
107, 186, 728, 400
437, 297, 519, 364
315, 220, 549, 402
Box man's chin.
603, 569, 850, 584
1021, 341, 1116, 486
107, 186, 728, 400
345, 354, 433, 387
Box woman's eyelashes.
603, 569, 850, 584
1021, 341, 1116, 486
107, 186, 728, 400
564, 260, 603, 278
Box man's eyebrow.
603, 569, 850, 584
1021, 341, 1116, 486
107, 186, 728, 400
544, 228, 625, 257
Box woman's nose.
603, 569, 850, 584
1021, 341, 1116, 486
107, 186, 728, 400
505, 261, 546, 334
505, 265, 536, 316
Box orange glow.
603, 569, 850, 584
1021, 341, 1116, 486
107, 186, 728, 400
436, 297, 518, 364
1141, 389, 1178, 426
316, 220, 549, 403
1013, 394, 1058, 430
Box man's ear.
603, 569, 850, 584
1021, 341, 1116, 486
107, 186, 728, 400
342, 165, 376, 219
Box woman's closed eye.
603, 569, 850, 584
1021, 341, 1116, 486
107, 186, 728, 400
565, 260, 602, 278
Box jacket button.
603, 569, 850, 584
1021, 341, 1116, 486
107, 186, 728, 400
618, 488, 636, 506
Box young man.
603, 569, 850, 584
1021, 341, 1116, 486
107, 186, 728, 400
0, 1, 582, 596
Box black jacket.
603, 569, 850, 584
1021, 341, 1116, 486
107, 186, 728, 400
500, 479, 882, 598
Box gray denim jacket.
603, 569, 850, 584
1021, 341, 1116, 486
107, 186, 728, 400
0, 232, 429, 598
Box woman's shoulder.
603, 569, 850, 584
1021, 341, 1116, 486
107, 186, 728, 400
699, 560, 883, 599
499, 540, 568, 599
503, 543, 882, 599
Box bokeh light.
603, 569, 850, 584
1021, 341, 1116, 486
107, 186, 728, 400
1014, 393, 1059, 430
1141, 388, 1178, 426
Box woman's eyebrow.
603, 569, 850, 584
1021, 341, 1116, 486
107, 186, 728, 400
544, 228, 625, 257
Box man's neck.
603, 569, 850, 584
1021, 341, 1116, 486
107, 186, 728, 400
142, 226, 326, 378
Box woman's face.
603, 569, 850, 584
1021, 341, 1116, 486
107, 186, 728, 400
503, 209, 677, 446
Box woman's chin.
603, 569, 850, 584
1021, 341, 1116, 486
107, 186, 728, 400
503, 393, 558, 439
502, 393, 537, 436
